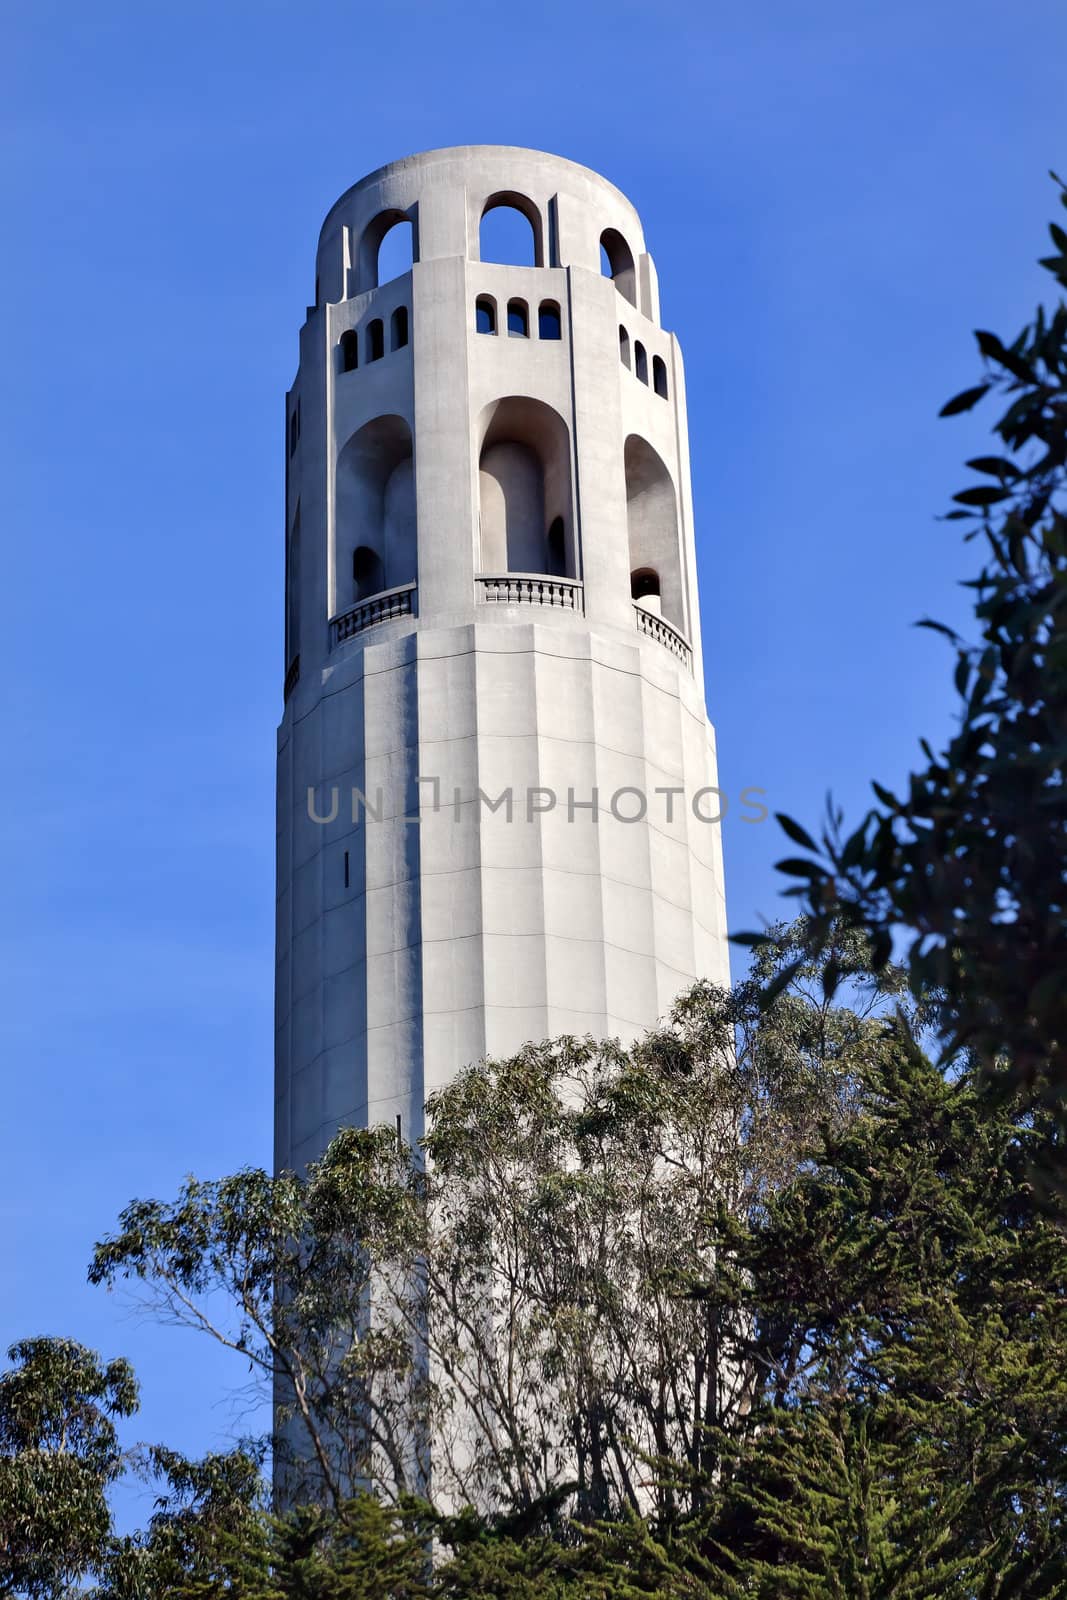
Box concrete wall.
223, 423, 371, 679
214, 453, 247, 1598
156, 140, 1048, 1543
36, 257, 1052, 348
276, 146, 728, 1174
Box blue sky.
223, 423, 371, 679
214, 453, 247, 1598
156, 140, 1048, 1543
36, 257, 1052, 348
2, 0, 1064, 1526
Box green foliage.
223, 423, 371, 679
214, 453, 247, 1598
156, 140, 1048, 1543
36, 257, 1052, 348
7, 941, 1067, 1594
0, 1338, 138, 1598
88, 1126, 421, 1508
701, 1025, 1067, 1595
759, 176, 1067, 1150
87, 937, 880, 1528
94, 1445, 268, 1598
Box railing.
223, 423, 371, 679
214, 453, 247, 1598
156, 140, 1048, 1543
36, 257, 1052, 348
633, 604, 693, 672
331, 581, 416, 645
476, 574, 585, 613
283, 653, 300, 701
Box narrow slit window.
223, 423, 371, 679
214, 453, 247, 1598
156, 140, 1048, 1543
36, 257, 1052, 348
391, 306, 409, 351
339, 330, 358, 373
289, 400, 301, 456
475, 295, 497, 334
619, 326, 630, 368
538, 300, 561, 340
395, 1113, 403, 1147
367, 319, 384, 361
653, 355, 668, 398
634, 341, 648, 384
343, 850, 350, 888
506, 299, 529, 338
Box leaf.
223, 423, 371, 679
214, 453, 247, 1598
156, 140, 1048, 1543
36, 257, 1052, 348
760, 956, 805, 1006
870, 780, 900, 810
975, 328, 1035, 381
916, 618, 961, 643
965, 455, 1022, 480
775, 857, 825, 878
953, 486, 1012, 507
939, 383, 991, 417
775, 813, 819, 852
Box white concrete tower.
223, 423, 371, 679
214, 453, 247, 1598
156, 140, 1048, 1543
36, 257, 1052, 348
276, 145, 729, 1173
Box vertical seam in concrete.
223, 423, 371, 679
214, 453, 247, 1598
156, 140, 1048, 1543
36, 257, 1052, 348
564, 267, 584, 581
670, 335, 695, 652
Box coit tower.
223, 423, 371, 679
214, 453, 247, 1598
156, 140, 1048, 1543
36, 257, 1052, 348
275, 145, 729, 1174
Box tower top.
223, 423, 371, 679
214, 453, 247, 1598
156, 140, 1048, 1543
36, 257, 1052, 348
318, 144, 644, 249
312, 144, 650, 307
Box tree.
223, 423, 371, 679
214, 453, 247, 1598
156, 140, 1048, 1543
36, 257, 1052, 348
756, 177, 1067, 1155
649, 1019, 1067, 1596
87, 1128, 423, 1511
93, 1444, 269, 1598
0, 1338, 137, 1598
87, 930, 886, 1525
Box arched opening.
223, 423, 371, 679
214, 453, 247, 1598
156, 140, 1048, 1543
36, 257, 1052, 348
634, 342, 648, 384
506, 299, 529, 338
653, 355, 668, 398
630, 566, 661, 613
352, 545, 386, 601
476, 295, 497, 334
479, 193, 543, 266
619, 326, 630, 369
377, 219, 414, 285
477, 397, 575, 577
625, 435, 683, 631
600, 227, 636, 307
289, 399, 300, 457
357, 209, 416, 291
335, 415, 416, 610
367, 320, 384, 362
339, 330, 359, 373
391, 306, 409, 351
538, 300, 561, 340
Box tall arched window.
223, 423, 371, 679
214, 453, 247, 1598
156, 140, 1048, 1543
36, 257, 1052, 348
479, 194, 542, 266
367, 320, 384, 362
475, 295, 497, 334
600, 228, 637, 307
335, 415, 416, 610
339, 330, 359, 373
634, 341, 648, 384
477, 396, 574, 577
625, 435, 683, 630
507, 299, 529, 338
391, 306, 409, 351
653, 355, 668, 398
619, 326, 631, 368
538, 300, 561, 340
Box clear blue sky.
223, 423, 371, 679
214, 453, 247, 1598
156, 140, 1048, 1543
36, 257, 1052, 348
1, 0, 1064, 1526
